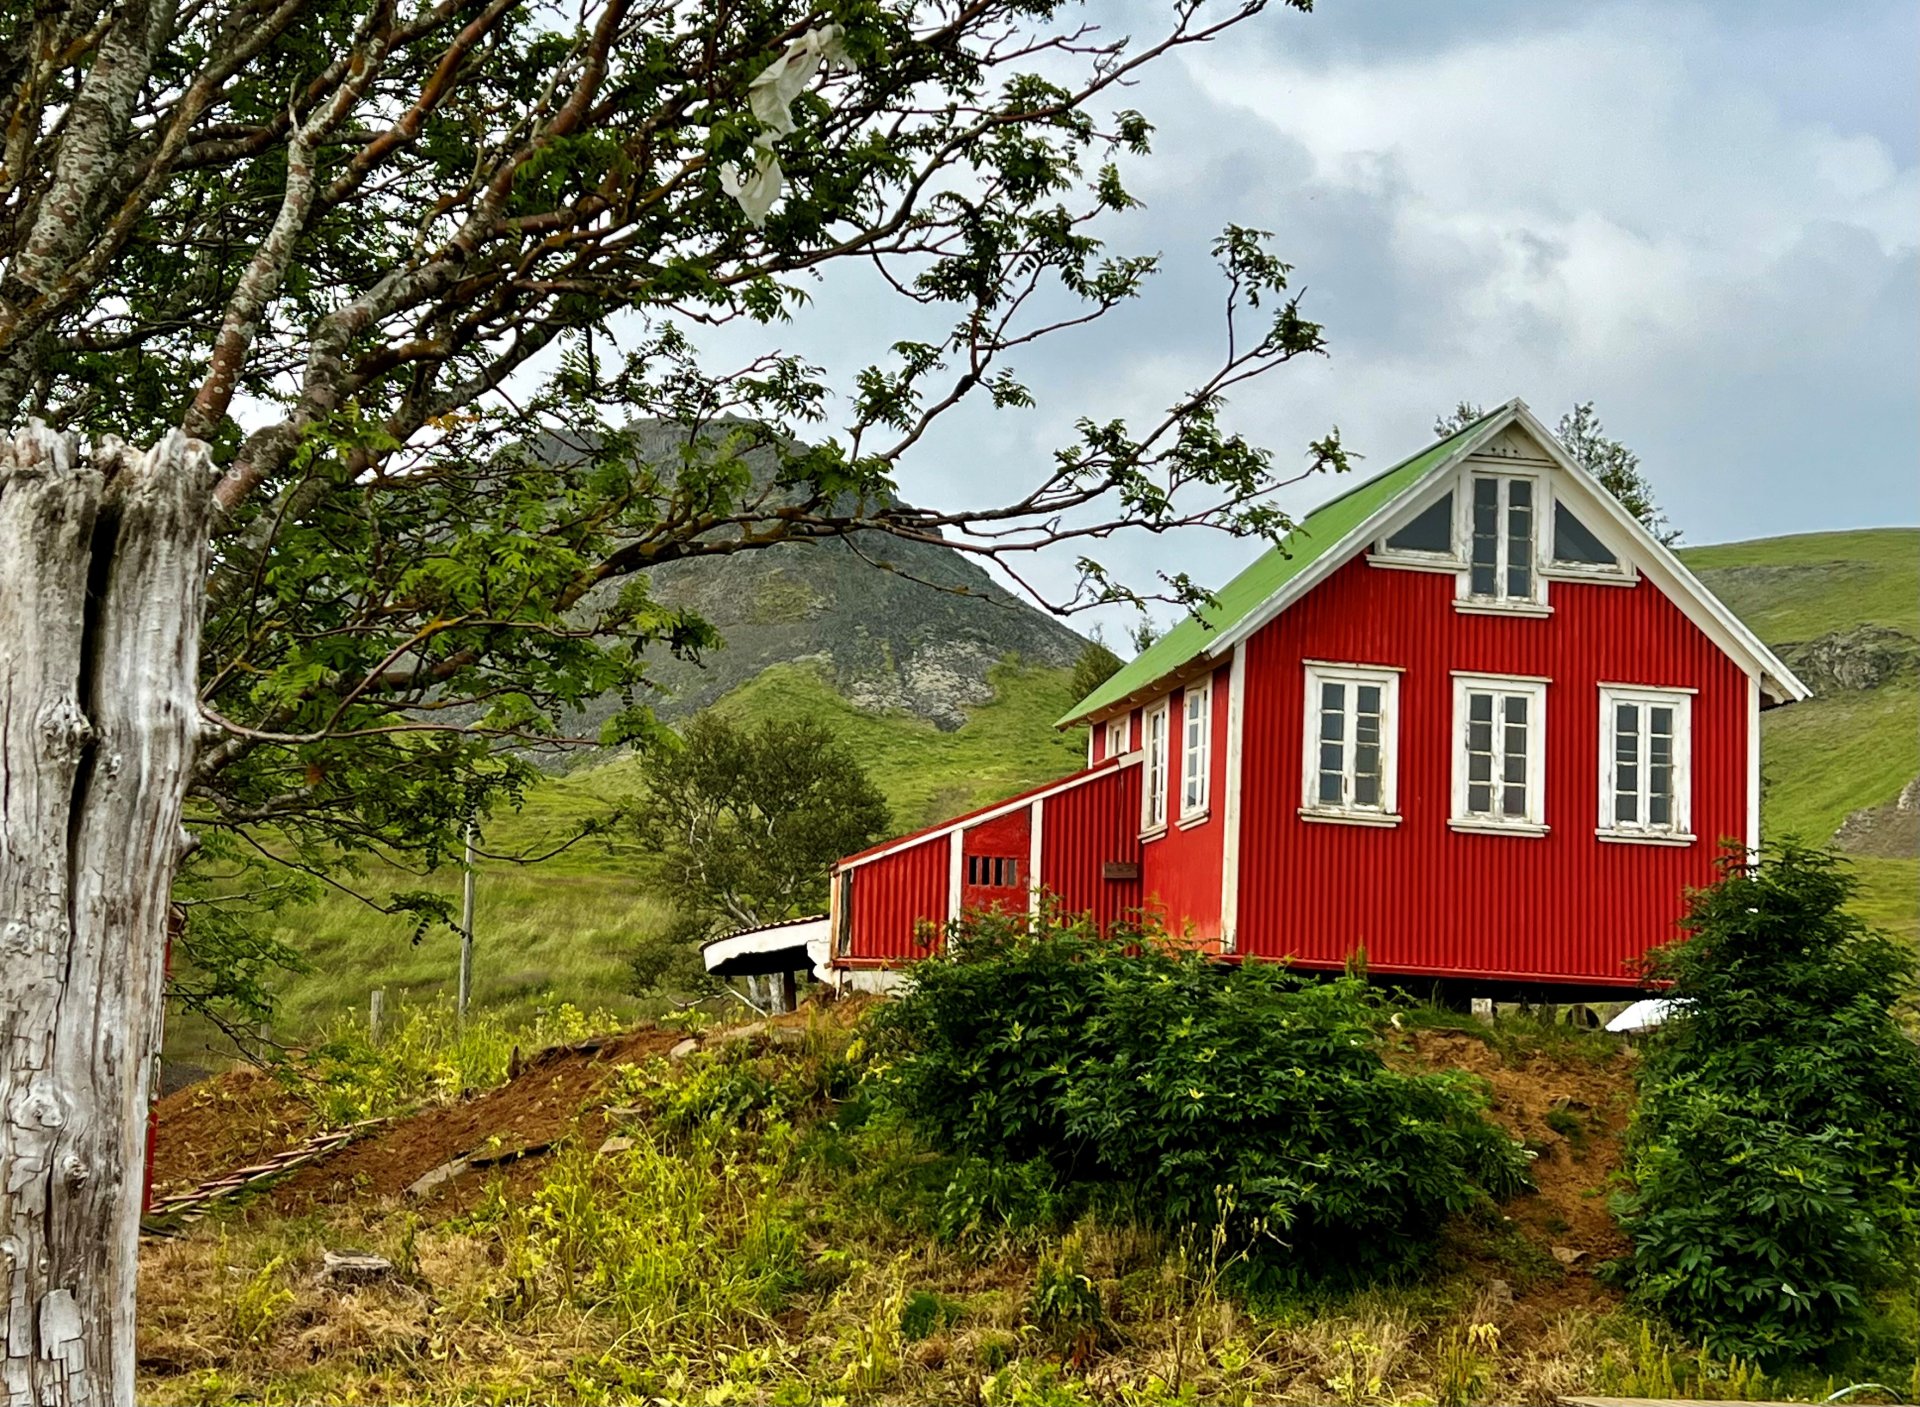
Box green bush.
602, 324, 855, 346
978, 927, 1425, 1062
867, 909, 1530, 1283
1614, 844, 1920, 1363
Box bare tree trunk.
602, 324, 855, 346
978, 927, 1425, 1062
0, 425, 211, 1407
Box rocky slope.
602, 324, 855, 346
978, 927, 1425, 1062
561, 422, 1086, 733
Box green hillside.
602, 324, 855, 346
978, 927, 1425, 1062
1677, 528, 1917, 640
1679, 528, 1919, 941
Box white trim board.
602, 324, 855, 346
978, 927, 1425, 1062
1219, 649, 1246, 954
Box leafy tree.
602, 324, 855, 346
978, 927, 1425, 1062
1432, 401, 1491, 438
868, 907, 1531, 1284
1555, 401, 1677, 544
1614, 845, 1920, 1363
1435, 399, 1677, 542
635, 713, 888, 935
1067, 631, 1124, 705
0, 0, 1350, 1393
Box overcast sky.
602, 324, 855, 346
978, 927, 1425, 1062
701, 0, 1919, 640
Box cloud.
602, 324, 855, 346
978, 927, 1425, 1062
679, 1, 1918, 640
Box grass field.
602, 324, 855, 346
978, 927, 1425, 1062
171, 529, 1917, 1059
1677, 527, 1918, 641
1679, 528, 1919, 944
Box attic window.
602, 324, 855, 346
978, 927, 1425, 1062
1383, 493, 1454, 555
1552, 502, 1618, 567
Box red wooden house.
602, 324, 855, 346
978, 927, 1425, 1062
822, 401, 1808, 997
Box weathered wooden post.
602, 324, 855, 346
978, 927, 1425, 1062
370, 988, 386, 1044
0, 426, 213, 1407
457, 821, 476, 1024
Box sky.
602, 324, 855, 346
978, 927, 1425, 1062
696, 0, 1919, 639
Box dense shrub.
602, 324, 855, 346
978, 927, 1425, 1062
1615, 844, 1920, 1363
866, 910, 1530, 1282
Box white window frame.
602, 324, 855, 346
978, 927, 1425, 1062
1370, 484, 1461, 571
1450, 672, 1549, 835
1597, 685, 1695, 844
1106, 715, 1129, 760
1141, 700, 1169, 836
1299, 662, 1402, 826
1544, 496, 1634, 584
1455, 471, 1548, 612
1180, 677, 1212, 823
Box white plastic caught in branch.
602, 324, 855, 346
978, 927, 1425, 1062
721, 25, 857, 226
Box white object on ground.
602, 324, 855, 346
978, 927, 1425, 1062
1605, 998, 1678, 1033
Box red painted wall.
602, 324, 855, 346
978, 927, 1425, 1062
962, 808, 1032, 914
842, 832, 947, 963
1038, 765, 1143, 930
1138, 670, 1232, 943
1235, 558, 1748, 987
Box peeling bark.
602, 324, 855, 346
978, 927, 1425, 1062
0, 425, 211, 1407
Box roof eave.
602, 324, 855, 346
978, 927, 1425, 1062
1501, 404, 1811, 707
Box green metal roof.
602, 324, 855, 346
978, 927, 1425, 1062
1059, 410, 1504, 727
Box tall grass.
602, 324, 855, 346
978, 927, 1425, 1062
302, 997, 627, 1126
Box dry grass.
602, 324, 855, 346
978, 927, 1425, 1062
135, 1007, 1866, 1406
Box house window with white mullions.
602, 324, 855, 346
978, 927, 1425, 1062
1598, 686, 1694, 843
1141, 701, 1169, 835
1300, 663, 1401, 825
1451, 674, 1548, 834
1106, 716, 1128, 760
1181, 678, 1212, 822
1464, 474, 1543, 607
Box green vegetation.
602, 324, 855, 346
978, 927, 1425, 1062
300, 999, 627, 1127
1615, 846, 1920, 1366
1680, 528, 1919, 946
869, 909, 1532, 1284
1679, 528, 1918, 642
708, 658, 1086, 832
631, 713, 891, 943
167, 658, 1083, 1058
1067, 633, 1125, 709
165, 766, 665, 1062
143, 994, 1861, 1405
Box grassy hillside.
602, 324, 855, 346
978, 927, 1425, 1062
1679, 528, 1919, 941
1677, 527, 1918, 640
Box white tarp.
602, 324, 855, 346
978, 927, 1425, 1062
1605, 997, 1679, 1033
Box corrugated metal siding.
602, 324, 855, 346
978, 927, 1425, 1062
843, 833, 949, 962
1040, 766, 1142, 930
1139, 669, 1231, 941
962, 808, 1032, 914
1237, 558, 1746, 987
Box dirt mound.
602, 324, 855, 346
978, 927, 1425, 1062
263, 1027, 683, 1211
1405, 1026, 1637, 1325
149, 1065, 315, 1197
